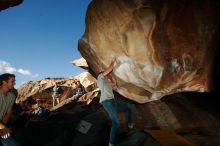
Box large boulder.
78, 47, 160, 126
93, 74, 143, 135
17, 72, 98, 110
78, 0, 220, 103
17, 77, 76, 103
71, 57, 89, 70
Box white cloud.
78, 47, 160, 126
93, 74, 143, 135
32, 74, 39, 78
0, 60, 16, 73
17, 68, 31, 76
0, 60, 39, 78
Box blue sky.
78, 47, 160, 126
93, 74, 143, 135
0, 0, 91, 88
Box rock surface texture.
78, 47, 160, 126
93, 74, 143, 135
72, 57, 89, 70
17, 72, 98, 109
78, 0, 220, 103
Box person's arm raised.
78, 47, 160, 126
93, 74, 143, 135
102, 57, 117, 77
108, 74, 117, 87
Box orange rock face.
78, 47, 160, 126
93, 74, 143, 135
78, 0, 220, 103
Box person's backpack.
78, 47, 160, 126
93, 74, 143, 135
36, 106, 46, 117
